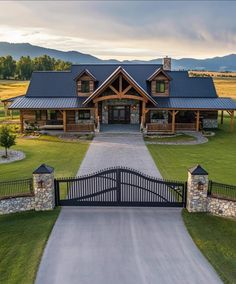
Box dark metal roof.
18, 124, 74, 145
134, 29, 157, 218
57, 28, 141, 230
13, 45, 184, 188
24, 64, 218, 99
9, 96, 92, 109
188, 165, 208, 175
149, 97, 236, 110
33, 164, 54, 174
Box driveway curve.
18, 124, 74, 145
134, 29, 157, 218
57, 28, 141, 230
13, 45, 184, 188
36, 207, 221, 284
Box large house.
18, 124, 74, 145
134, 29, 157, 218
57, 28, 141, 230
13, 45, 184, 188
9, 57, 236, 133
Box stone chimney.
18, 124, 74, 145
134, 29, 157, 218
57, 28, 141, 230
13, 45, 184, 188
163, 56, 171, 71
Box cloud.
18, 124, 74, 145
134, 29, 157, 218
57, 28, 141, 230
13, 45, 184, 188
0, 1, 235, 59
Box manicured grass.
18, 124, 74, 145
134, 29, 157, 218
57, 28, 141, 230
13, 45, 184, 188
147, 118, 236, 184
0, 138, 90, 181
182, 210, 236, 283
0, 209, 60, 284
144, 133, 196, 143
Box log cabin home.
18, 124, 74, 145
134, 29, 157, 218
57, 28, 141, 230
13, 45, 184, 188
7, 57, 236, 133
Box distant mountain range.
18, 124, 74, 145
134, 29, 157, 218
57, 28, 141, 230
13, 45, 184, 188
1, 42, 236, 71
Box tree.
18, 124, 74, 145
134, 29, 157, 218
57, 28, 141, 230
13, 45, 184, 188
0, 56, 16, 79
16, 56, 33, 80
54, 59, 71, 71
0, 126, 16, 158
33, 55, 55, 71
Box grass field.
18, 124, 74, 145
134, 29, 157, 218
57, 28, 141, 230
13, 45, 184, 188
213, 77, 236, 99
147, 118, 236, 184
183, 210, 236, 284
0, 80, 29, 100
0, 138, 90, 181
0, 209, 60, 284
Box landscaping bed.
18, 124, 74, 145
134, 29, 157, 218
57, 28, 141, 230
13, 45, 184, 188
144, 133, 196, 143
0, 209, 60, 284
182, 210, 236, 283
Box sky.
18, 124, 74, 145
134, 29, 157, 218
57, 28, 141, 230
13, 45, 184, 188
0, 1, 236, 60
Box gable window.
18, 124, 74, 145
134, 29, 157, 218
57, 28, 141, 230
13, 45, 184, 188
79, 110, 90, 120
81, 80, 90, 93
156, 81, 165, 93
35, 110, 42, 121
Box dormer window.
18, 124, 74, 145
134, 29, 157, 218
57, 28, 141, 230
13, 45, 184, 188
81, 80, 90, 93
156, 81, 165, 93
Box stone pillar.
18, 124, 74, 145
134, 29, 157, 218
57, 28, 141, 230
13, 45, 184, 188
187, 165, 209, 212
33, 164, 55, 211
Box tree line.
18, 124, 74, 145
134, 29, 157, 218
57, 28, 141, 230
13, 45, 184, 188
0, 55, 72, 80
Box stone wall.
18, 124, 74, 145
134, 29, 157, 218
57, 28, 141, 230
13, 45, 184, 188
208, 197, 236, 218
202, 119, 218, 129
0, 164, 55, 215
101, 99, 140, 124
187, 165, 236, 218
186, 165, 209, 212
0, 195, 35, 214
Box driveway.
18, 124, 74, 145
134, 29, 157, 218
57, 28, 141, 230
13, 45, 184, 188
36, 207, 222, 284
77, 133, 162, 178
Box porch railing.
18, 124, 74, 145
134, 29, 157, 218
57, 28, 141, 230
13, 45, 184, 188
146, 123, 172, 132
146, 123, 196, 132
175, 123, 195, 130
66, 123, 95, 132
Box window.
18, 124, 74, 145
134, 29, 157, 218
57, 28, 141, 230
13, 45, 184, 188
156, 81, 165, 93
79, 110, 90, 120
35, 110, 42, 121
81, 80, 90, 93
151, 111, 164, 120
47, 110, 57, 121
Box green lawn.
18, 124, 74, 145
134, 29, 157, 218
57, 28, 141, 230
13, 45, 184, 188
0, 209, 60, 284
147, 118, 236, 184
0, 137, 90, 181
183, 210, 236, 283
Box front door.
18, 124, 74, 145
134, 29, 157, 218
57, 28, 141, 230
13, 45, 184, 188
108, 106, 130, 124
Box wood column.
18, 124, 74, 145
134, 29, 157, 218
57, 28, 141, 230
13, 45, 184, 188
95, 102, 99, 124
196, 110, 200, 131
20, 110, 24, 134
220, 111, 224, 124
142, 101, 146, 126
230, 111, 234, 132
172, 110, 176, 133
63, 110, 67, 132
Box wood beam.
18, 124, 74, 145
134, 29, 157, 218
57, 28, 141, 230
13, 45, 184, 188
172, 110, 176, 133
119, 75, 122, 93
95, 102, 99, 124
20, 110, 24, 134
93, 94, 146, 103
63, 110, 67, 132
196, 110, 200, 131
109, 85, 119, 96
122, 84, 132, 95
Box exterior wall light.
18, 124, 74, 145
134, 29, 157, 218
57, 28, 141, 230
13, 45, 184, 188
38, 180, 44, 188
197, 181, 204, 191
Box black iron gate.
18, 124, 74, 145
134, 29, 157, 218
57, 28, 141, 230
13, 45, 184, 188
55, 167, 186, 207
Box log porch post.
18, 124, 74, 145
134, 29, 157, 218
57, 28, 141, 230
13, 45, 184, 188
230, 111, 234, 132
142, 101, 146, 126
63, 110, 67, 132
172, 110, 176, 133
95, 102, 99, 124
20, 110, 24, 134
220, 110, 224, 124
196, 110, 200, 131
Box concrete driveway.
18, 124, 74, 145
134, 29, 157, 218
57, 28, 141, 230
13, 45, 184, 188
36, 207, 221, 284
77, 133, 162, 178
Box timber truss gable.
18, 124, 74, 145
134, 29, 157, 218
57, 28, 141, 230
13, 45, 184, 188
83, 66, 157, 106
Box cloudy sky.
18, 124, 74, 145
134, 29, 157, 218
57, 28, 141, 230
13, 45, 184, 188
0, 1, 235, 60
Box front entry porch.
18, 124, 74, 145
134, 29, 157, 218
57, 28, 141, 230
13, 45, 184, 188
100, 124, 140, 133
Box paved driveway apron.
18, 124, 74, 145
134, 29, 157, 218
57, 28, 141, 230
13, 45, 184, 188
36, 207, 222, 284
77, 133, 162, 178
